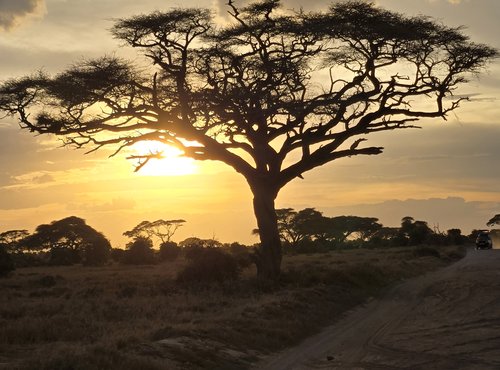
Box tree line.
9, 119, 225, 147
1, 211, 498, 278
270, 208, 493, 253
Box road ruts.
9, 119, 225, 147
255, 249, 500, 370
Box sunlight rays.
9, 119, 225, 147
131, 141, 197, 176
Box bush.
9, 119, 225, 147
110, 248, 126, 263
123, 237, 155, 265
10, 252, 44, 267
83, 236, 111, 266
158, 241, 181, 262
177, 247, 240, 284
226, 242, 254, 268
0, 246, 15, 277
49, 248, 80, 265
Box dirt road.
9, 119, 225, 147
255, 249, 500, 370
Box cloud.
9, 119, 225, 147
69, 198, 137, 213
0, 0, 46, 31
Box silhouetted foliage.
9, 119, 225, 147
21, 216, 111, 265
487, 214, 500, 227
110, 248, 126, 263
158, 241, 181, 262
124, 219, 185, 246
177, 247, 240, 284
273, 207, 383, 251
446, 229, 468, 246
398, 217, 434, 246
225, 242, 254, 269
0, 246, 15, 277
123, 236, 155, 265
0, 230, 29, 252
1, 0, 496, 278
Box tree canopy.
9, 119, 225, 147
123, 219, 185, 245
486, 214, 500, 227
22, 216, 111, 265
0, 0, 496, 278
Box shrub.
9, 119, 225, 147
0, 246, 15, 277
110, 248, 126, 263
10, 251, 44, 267
177, 247, 240, 284
123, 237, 155, 265
226, 242, 254, 268
158, 241, 181, 262
83, 236, 111, 266
49, 248, 80, 265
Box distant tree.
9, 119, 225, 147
399, 217, 434, 245
158, 241, 181, 262
274, 208, 301, 246
327, 216, 382, 244
22, 216, 111, 265
124, 219, 185, 246
123, 236, 155, 265
0, 230, 29, 252
446, 228, 467, 245
487, 214, 500, 227
273, 208, 382, 247
368, 227, 401, 247
179, 237, 221, 249
177, 247, 240, 284
1, 0, 496, 278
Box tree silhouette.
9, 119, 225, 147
0, 1, 496, 278
0, 230, 29, 252
123, 236, 155, 265
486, 214, 500, 227
23, 216, 111, 265
123, 219, 185, 245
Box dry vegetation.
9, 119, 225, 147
0, 245, 466, 370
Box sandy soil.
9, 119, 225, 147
255, 249, 500, 370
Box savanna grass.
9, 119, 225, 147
0, 245, 465, 369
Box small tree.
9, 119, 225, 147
177, 247, 240, 284
158, 241, 181, 262
124, 219, 185, 246
1, 0, 496, 278
22, 216, 111, 265
123, 236, 155, 265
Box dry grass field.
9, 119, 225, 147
0, 245, 466, 370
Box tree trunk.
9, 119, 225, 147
251, 185, 282, 279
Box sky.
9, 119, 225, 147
0, 0, 499, 247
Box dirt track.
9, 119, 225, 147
255, 249, 500, 370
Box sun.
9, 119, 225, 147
131, 141, 197, 176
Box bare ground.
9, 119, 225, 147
255, 249, 500, 370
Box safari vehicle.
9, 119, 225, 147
475, 231, 493, 250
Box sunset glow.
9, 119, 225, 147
131, 141, 197, 177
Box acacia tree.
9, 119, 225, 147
0, 1, 496, 278
123, 219, 186, 245
23, 216, 111, 265
486, 214, 500, 227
